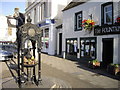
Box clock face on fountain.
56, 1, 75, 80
28, 28, 35, 37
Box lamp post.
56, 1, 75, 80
89, 14, 92, 20
89, 14, 93, 33
6, 8, 25, 87
7, 9, 42, 87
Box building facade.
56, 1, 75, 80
0, 15, 16, 43
25, 0, 70, 55
62, 0, 120, 66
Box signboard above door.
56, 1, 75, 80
94, 25, 120, 35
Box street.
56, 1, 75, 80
1, 1, 120, 90
1, 53, 119, 89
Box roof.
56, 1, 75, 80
62, 0, 89, 11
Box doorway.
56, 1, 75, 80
59, 33, 62, 55
102, 38, 113, 68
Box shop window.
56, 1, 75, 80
45, 28, 49, 37
66, 39, 78, 55
41, 28, 49, 49
41, 29, 43, 37
101, 2, 113, 25
75, 11, 82, 31
41, 37, 49, 49
80, 37, 96, 59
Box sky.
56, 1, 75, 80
0, 1, 25, 16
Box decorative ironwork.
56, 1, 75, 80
17, 16, 42, 87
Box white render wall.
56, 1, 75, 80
118, 35, 120, 64
97, 35, 119, 64
25, 0, 69, 55
63, 1, 120, 64
48, 24, 57, 55
0, 15, 16, 42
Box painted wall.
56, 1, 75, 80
118, 35, 120, 64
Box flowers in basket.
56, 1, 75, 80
116, 17, 120, 24
24, 56, 37, 65
82, 19, 95, 31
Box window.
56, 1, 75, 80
75, 11, 82, 31
41, 28, 49, 49
41, 3, 44, 20
45, 28, 49, 37
80, 37, 97, 59
34, 8, 37, 23
101, 2, 113, 25
39, 5, 41, 21
66, 38, 78, 56
41, 2, 47, 20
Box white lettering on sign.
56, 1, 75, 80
94, 25, 120, 35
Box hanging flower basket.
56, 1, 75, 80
115, 17, 120, 25
82, 19, 95, 33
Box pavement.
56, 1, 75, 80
0, 53, 120, 89
41, 54, 120, 88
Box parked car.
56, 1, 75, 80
0, 44, 17, 58
0, 49, 13, 61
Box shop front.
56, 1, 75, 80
66, 38, 78, 60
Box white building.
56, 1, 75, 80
0, 15, 16, 43
25, 0, 71, 55
62, 0, 120, 66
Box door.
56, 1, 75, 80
102, 38, 113, 68
59, 33, 62, 55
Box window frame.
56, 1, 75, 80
75, 11, 82, 31
101, 2, 113, 25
